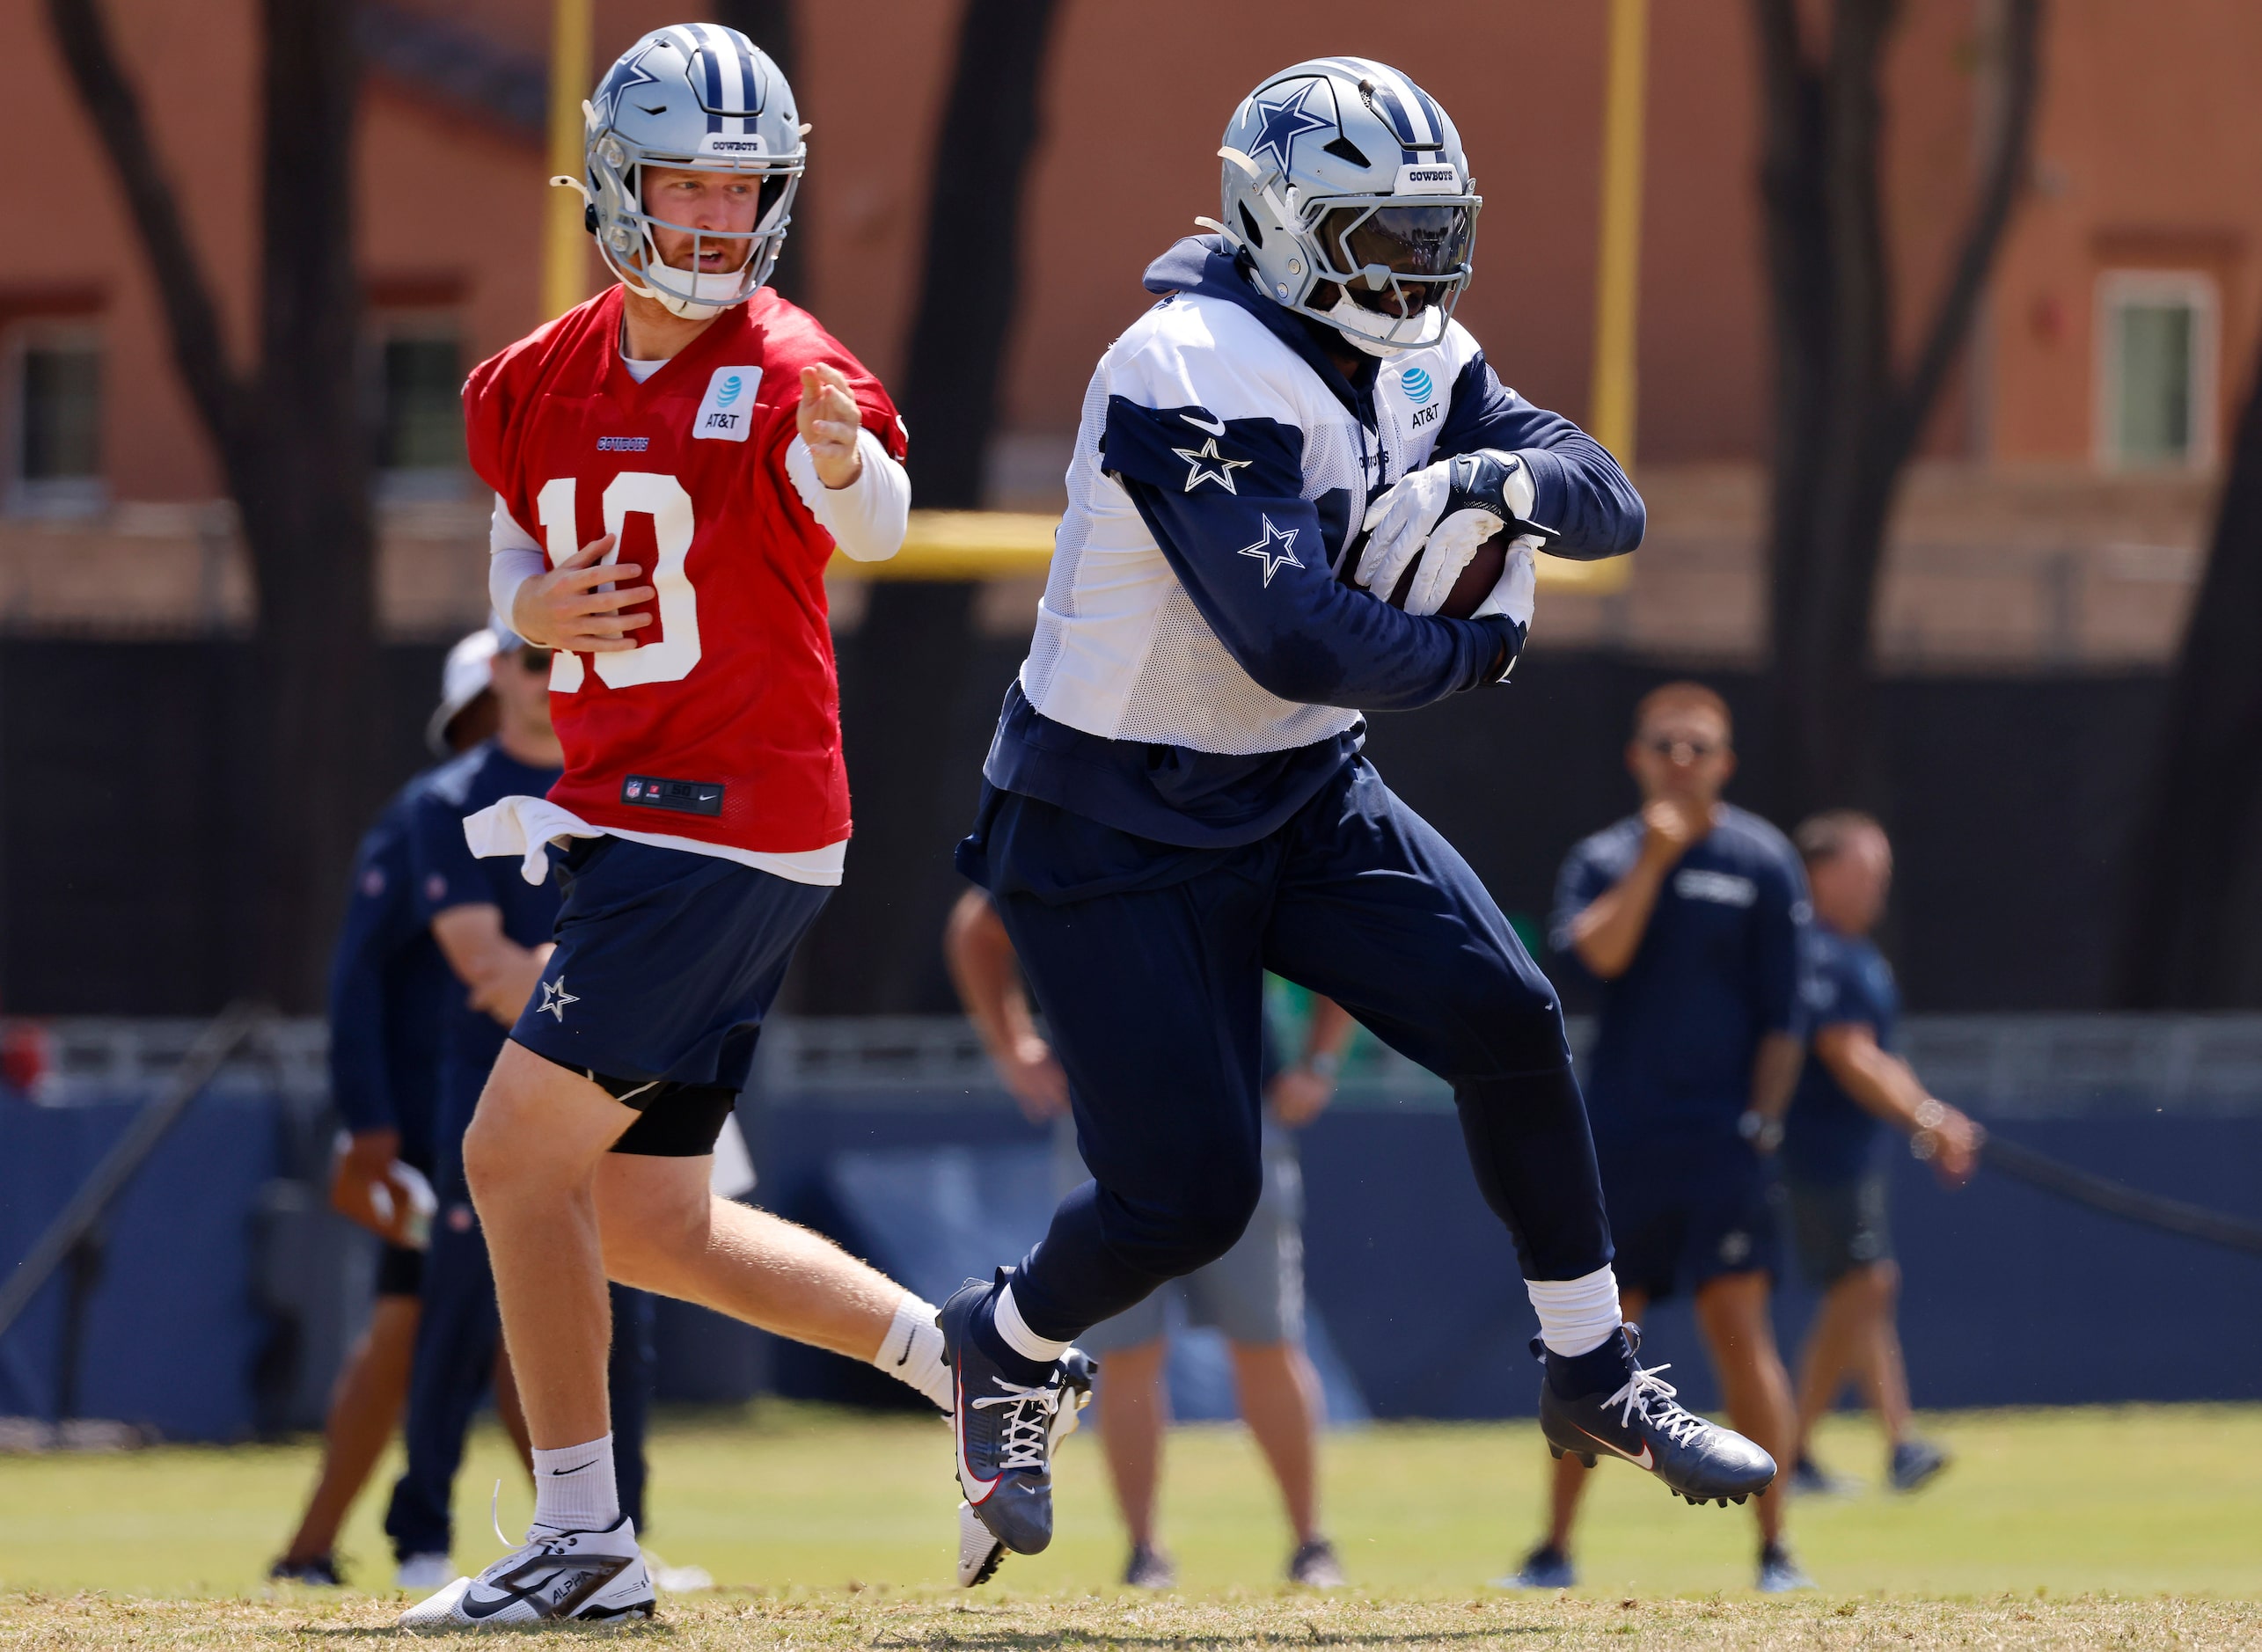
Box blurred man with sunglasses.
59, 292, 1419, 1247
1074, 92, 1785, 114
1516, 682, 1815, 1594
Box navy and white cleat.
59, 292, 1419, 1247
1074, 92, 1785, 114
1757, 1540, 1817, 1593
1888, 1437, 1951, 1493
941, 1276, 1071, 1562
1497, 1543, 1576, 1590
1537, 1327, 1777, 1507
395, 1515, 652, 1630
956, 1343, 1094, 1586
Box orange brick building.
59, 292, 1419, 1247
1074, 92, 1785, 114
3, 0, 2255, 662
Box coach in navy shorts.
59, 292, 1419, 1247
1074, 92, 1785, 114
1782, 811, 1978, 1498
1517, 681, 1813, 1593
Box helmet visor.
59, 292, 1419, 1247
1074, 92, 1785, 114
1318, 202, 1475, 315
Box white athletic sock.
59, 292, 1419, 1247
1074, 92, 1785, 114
1526, 1266, 1624, 1358
992, 1282, 1071, 1367
530, 1436, 620, 1536
873, 1293, 954, 1411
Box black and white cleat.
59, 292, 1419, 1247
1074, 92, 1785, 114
396, 1514, 652, 1630
1537, 1327, 1777, 1506
956, 1345, 1094, 1587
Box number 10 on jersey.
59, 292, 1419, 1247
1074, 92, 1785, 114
535, 473, 703, 691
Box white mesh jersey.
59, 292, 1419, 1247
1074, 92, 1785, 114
1020, 289, 1488, 757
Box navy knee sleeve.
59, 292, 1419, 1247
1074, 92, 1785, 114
1011, 1166, 1263, 1343
1454, 1064, 1615, 1282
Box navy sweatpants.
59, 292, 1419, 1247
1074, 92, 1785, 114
972, 756, 1615, 1342
384, 1168, 654, 1557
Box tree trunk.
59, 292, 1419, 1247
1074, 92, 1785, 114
1753, 0, 2043, 819
2112, 340, 2262, 1006
709, 0, 809, 307
48, 0, 381, 1008
794, 0, 1065, 1012
897, 0, 1065, 508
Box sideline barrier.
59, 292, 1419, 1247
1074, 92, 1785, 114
2, 1014, 2256, 1436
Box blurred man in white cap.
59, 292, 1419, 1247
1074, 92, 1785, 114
272, 628, 501, 1585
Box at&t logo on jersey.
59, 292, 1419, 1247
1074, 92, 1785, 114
694, 366, 762, 442
1400, 365, 1443, 429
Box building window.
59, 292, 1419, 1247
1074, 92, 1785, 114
372, 318, 465, 498
6, 324, 104, 516
2097, 271, 2217, 470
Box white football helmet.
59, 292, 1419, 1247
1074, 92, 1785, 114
1204, 57, 1481, 357
561, 23, 805, 318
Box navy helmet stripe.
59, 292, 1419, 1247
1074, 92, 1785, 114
692, 23, 726, 133
736, 36, 765, 128
1409, 82, 1447, 145
1363, 77, 1418, 148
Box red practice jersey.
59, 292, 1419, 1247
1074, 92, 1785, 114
465, 285, 906, 856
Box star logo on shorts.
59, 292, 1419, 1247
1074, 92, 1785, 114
1237, 515, 1304, 587
1170, 435, 1251, 494
539, 978, 579, 1022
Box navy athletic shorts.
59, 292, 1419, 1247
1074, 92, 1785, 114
509, 835, 829, 1153
1596, 1129, 1782, 1303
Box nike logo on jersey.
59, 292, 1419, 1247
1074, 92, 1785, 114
1178, 410, 1226, 435
1170, 435, 1250, 493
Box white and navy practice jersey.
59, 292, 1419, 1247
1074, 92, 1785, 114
983, 235, 1643, 848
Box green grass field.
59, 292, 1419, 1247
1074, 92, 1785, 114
0, 1401, 2256, 1646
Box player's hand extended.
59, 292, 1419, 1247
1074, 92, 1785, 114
511, 532, 654, 654
798, 363, 865, 489
999, 1034, 1070, 1123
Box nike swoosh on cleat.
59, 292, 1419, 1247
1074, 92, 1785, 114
955, 1371, 999, 1499
1574, 1426, 1654, 1471
1179, 411, 1226, 435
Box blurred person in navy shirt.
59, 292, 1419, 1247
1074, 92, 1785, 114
272, 630, 499, 1586
1782, 811, 1980, 1498
1512, 682, 1814, 1594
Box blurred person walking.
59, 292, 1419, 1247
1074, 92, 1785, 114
270, 631, 500, 1586
1514, 683, 1814, 1594
946, 889, 1352, 1590
382, 629, 656, 1589
1782, 811, 1980, 1497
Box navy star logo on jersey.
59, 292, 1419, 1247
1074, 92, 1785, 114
1246, 80, 1335, 176
1237, 515, 1304, 587
1170, 435, 1252, 494
539, 978, 580, 1022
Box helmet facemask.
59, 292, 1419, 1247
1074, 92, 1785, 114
586, 126, 802, 319
1307, 199, 1477, 355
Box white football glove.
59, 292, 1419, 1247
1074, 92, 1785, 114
1355, 450, 1541, 617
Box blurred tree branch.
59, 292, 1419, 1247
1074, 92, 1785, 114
46, 0, 382, 1009
1755, 0, 2043, 815
2112, 341, 2262, 1006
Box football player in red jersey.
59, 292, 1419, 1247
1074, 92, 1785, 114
397, 24, 992, 1626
